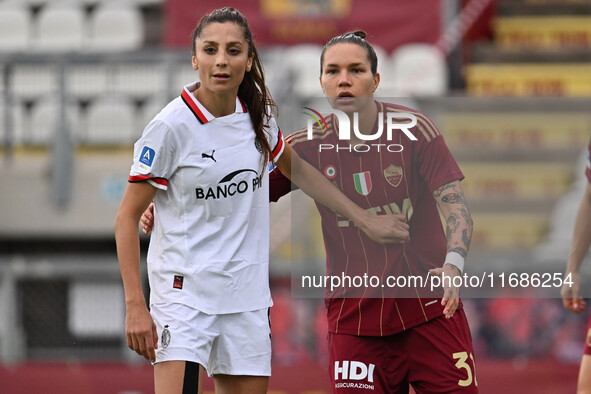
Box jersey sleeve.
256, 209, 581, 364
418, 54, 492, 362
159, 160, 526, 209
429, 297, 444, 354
266, 116, 285, 163
586, 141, 591, 183
415, 120, 464, 192
269, 166, 293, 202
129, 119, 179, 190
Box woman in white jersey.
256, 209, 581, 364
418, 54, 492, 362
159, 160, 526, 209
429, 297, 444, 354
115, 8, 409, 394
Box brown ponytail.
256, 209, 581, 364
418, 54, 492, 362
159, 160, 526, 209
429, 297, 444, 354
192, 7, 276, 165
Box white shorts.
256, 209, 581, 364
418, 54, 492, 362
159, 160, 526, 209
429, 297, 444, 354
150, 303, 272, 376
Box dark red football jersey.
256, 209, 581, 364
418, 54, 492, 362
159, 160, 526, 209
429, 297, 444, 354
272, 101, 464, 336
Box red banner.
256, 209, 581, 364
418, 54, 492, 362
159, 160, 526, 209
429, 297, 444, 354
163, 0, 441, 52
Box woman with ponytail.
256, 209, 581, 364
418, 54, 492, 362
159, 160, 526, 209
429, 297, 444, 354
115, 9, 406, 393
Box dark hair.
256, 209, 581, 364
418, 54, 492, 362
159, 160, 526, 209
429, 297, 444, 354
192, 7, 276, 164
320, 30, 378, 76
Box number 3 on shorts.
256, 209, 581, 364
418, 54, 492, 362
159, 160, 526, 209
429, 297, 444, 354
452, 351, 478, 387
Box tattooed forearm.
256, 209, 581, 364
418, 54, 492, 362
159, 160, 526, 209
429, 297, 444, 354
450, 247, 468, 258
462, 228, 472, 252
434, 181, 474, 259
445, 214, 459, 245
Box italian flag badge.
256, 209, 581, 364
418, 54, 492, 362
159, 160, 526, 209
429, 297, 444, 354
353, 171, 372, 195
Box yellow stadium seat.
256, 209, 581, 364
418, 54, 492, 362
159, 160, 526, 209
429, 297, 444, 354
460, 163, 574, 199
466, 63, 591, 97
471, 213, 548, 249
494, 16, 591, 49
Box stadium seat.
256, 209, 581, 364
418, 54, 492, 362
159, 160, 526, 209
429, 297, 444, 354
85, 94, 137, 146
34, 4, 86, 52
494, 16, 591, 50
11, 65, 58, 100
440, 111, 591, 152
27, 95, 81, 146
390, 44, 448, 96
285, 44, 324, 98
372, 45, 396, 96
66, 64, 109, 100
466, 63, 591, 97
88, 4, 143, 51
0, 3, 32, 52
471, 213, 548, 249
461, 162, 574, 200
139, 95, 167, 131
0, 99, 26, 147
172, 64, 199, 91
113, 63, 167, 99
260, 47, 290, 100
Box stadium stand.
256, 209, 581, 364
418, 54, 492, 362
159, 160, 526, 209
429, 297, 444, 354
172, 63, 199, 91
285, 44, 324, 97
27, 95, 81, 146
0, 2, 31, 52
88, 3, 144, 51
85, 94, 137, 145
465, 0, 591, 96
390, 44, 448, 96
34, 3, 86, 52
66, 64, 109, 100
111, 62, 166, 99
10, 64, 58, 99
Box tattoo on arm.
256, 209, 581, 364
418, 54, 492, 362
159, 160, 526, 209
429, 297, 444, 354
442, 193, 466, 204
435, 181, 474, 259
433, 183, 455, 198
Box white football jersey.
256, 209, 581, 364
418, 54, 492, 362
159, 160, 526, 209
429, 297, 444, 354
129, 82, 285, 314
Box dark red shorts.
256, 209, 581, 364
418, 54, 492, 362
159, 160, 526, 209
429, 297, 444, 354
584, 316, 591, 355
328, 308, 478, 393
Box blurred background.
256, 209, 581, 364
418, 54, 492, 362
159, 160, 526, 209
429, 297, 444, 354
1, 0, 590, 392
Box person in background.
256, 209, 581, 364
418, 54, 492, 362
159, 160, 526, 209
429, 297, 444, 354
561, 140, 591, 394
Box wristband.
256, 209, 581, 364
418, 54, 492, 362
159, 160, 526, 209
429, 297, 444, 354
445, 252, 465, 274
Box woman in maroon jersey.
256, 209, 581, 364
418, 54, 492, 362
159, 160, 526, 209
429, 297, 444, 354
270, 31, 477, 393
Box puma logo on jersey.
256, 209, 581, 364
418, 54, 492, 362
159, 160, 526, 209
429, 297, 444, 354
202, 150, 216, 162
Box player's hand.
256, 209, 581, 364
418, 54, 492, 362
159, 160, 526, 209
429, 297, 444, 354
561, 271, 586, 313
429, 263, 460, 319
358, 213, 410, 245
125, 301, 158, 362
140, 202, 155, 234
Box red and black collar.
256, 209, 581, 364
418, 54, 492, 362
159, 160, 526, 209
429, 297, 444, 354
181, 83, 247, 124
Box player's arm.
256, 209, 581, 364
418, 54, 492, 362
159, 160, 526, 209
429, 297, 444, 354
430, 180, 473, 319
275, 143, 410, 245
561, 182, 591, 313
115, 181, 159, 362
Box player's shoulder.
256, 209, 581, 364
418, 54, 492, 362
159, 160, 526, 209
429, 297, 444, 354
378, 100, 441, 143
